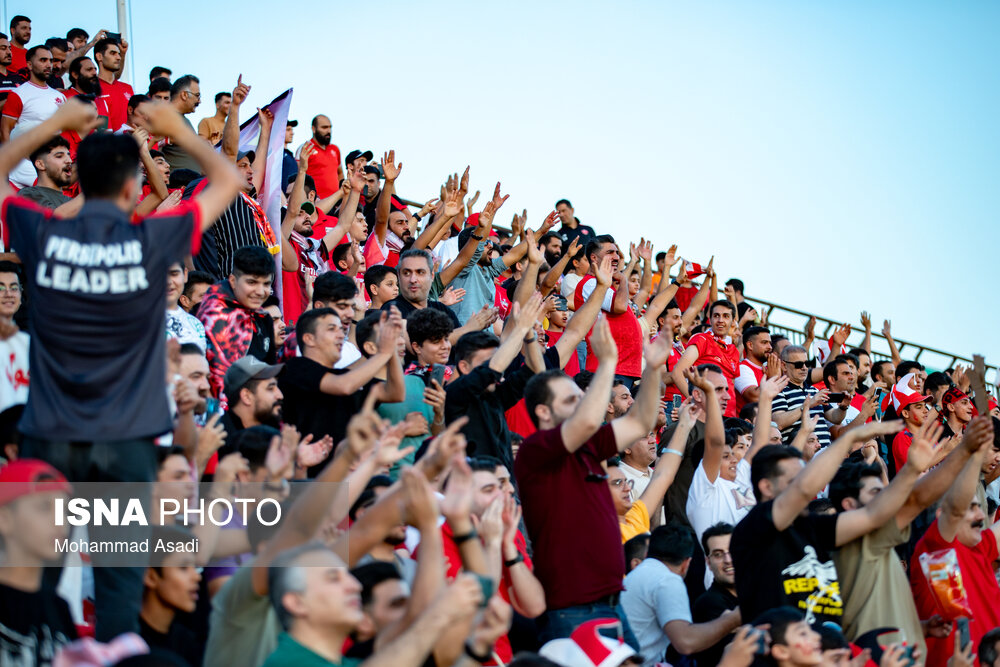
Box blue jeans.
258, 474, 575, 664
538, 601, 641, 652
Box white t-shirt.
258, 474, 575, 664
561, 274, 584, 302
335, 340, 362, 369
4, 82, 67, 187
0, 331, 30, 412
688, 460, 754, 588
433, 235, 460, 270
166, 307, 207, 351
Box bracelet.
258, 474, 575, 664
452, 529, 478, 545
504, 553, 525, 568
464, 640, 492, 664
471, 232, 484, 240
413, 213, 422, 222
662, 449, 683, 458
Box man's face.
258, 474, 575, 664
709, 304, 733, 337
364, 578, 409, 637
693, 370, 730, 415
308, 314, 347, 364
152, 89, 170, 102
312, 116, 332, 145
760, 457, 805, 501
609, 384, 634, 419
954, 501, 987, 549
364, 172, 381, 198
802, 433, 821, 461
49, 48, 67, 76
0, 38, 10, 66
773, 621, 822, 666
556, 202, 574, 225
982, 446, 1000, 477
948, 397, 974, 424
0, 271, 21, 319
248, 378, 283, 423
36, 144, 73, 188
901, 401, 930, 427
769, 425, 782, 445
291, 208, 312, 236
0, 491, 70, 563
625, 432, 657, 470
607, 466, 633, 515
11, 20, 30, 45
350, 211, 368, 243
179, 353, 211, 398
70, 34, 87, 50
544, 236, 562, 256
284, 124, 294, 145
130, 101, 153, 130
471, 470, 502, 517
413, 336, 451, 366
746, 333, 772, 363
856, 353, 871, 382
591, 242, 620, 272
663, 307, 683, 339
152, 155, 170, 183
29, 48, 53, 80
388, 211, 411, 242
831, 363, 855, 393
782, 351, 809, 385
398, 257, 432, 304
494, 465, 515, 499
145, 553, 202, 614
181, 281, 210, 312
236, 157, 253, 190
705, 534, 735, 587
538, 377, 584, 428
166, 264, 186, 307
217, 95, 232, 116
319, 298, 355, 333
291, 550, 364, 631
181, 82, 201, 113
98, 44, 123, 73
156, 454, 195, 505
229, 273, 272, 310
548, 308, 569, 329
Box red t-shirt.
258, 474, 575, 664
514, 423, 624, 609
304, 138, 342, 198
97, 79, 133, 132
10, 45, 26, 74
686, 331, 740, 417
64, 87, 111, 124
910, 520, 1000, 667
574, 276, 642, 378
732, 358, 765, 416
674, 284, 699, 312
662, 337, 685, 401
891, 430, 913, 471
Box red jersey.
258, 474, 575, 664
64, 87, 111, 124
574, 276, 642, 378
97, 78, 133, 132
686, 331, 740, 417
910, 520, 1000, 667
661, 336, 686, 401
891, 429, 913, 471
303, 138, 342, 198
10, 45, 26, 74
732, 359, 765, 416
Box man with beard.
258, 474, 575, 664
539, 231, 563, 266
42, 38, 69, 89
0, 33, 25, 109
17, 135, 72, 209
218, 356, 284, 453
7, 16, 28, 74
178, 342, 219, 424
93, 38, 132, 132
302, 114, 342, 197
364, 151, 415, 269
1, 46, 67, 188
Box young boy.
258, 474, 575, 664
753, 607, 822, 667
364, 264, 398, 312
167, 261, 207, 350
140, 524, 204, 666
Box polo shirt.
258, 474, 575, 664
556, 222, 595, 249
620, 498, 650, 543
261, 633, 362, 667
447, 243, 509, 325
686, 460, 753, 545
0, 69, 25, 105
16, 186, 70, 210
771, 381, 832, 447
303, 138, 341, 198
3, 81, 67, 187
620, 558, 691, 667
9, 45, 26, 73
515, 422, 624, 610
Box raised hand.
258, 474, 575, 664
960, 415, 994, 454
468, 305, 499, 331
539, 210, 558, 234
804, 316, 817, 340
465, 189, 480, 218
905, 419, 944, 472
346, 391, 386, 458
803, 389, 829, 412
213, 452, 249, 487
458, 165, 470, 199
860, 311, 872, 331
232, 74, 250, 106
718, 625, 768, 667
759, 374, 789, 402
765, 352, 782, 379
478, 496, 504, 545
376, 307, 404, 355
510, 209, 526, 239
439, 286, 466, 307
443, 184, 461, 218
644, 331, 672, 368
636, 238, 653, 262
403, 412, 430, 437
684, 366, 715, 393
418, 197, 439, 217
594, 255, 614, 288
847, 419, 905, 444
298, 143, 315, 172
663, 244, 680, 268
256, 106, 274, 131
590, 314, 618, 363
440, 574, 485, 623
566, 236, 582, 259
479, 182, 509, 226
525, 228, 544, 264
382, 150, 402, 182
881, 319, 892, 339
401, 467, 439, 529
196, 414, 227, 467
423, 378, 446, 420
373, 423, 414, 467
831, 323, 852, 348
501, 495, 521, 546
265, 433, 295, 481
54, 96, 102, 134
296, 434, 334, 468
439, 453, 474, 523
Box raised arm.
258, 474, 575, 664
540, 236, 580, 296
612, 334, 671, 448
249, 107, 273, 194
747, 375, 789, 463
561, 314, 617, 453
670, 346, 700, 400
554, 255, 612, 367
860, 311, 872, 354
881, 319, 903, 367
439, 183, 502, 287
687, 366, 726, 482
771, 420, 903, 531
680, 258, 714, 332
938, 418, 993, 543
64, 29, 107, 64
133, 129, 169, 216
221, 76, 250, 161
319, 308, 402, 396
633, 239, 654, 310
513, 228, 544, 309
487, 292, 545, 374
374, 150, 401, 246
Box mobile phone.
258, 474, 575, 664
873, 388, 886, 421
430, 364, 446, 388
827, 392, 848, 403
672, 395, 683, 411
750, 628, 767, 655
957, 617, 970, 651
95, 115, 110, 132
472, 573, 493, 607
105, 31, 122, 42
901, 644, 917, 667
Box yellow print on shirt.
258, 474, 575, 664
780, 546, 843, 623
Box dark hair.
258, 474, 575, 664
93, 38, 119, 58
68, 55, 95, 86
9, 16, 29, 30
823, 358, 850, 388
655, 251, 666, 262
127, 94, 151, 115
584, 234, 615, 263
539, 232, 561, 247
848, 347, 871, 361
725, 278, 745, 294
750, 445, 803, 503
348, 475, 392, 521
364, 265, 396, 300
573, 370, 594, 391
44, 37, 69, 52
214, 91, 231, 104
354, 312, 382, 357
148, 77, 171, 97
454, 331, 500, 368
25, 45, 50, 62
752, 607, 804, 646
66, 28, 88, 42
0, 261, 21, 282
507, 656, 562, 667
351, 562, 402, 607
170, 74, 200, 100
871, 360, 893, 383
183, 270, 214, 298
398, 248, 434, 272
178, 343, 204, 358
406, 308, 454, 348
76, 133, 140, 198
149, 525, 196, 568
524, 369, 571, 428
815, 622, 849, 651
149, 66, 171, 80
924, 371, 952, 396
743, 325, 769, 347
468, 456, 503, 473
624, 533, 650, 573
247, 499, 291, 553
312, 271, 357, 306
709, 299, 737, 319
979, 628, 1000, 666
155, 444, 186, 468
771, 333, 788, 348
296, 307, 338, 353
231, 246, 276, 279
895, 360, 924, 379
29, 135, 70, 166
229, 426, 281, 472
739, 402, 758, 422
330, 243, 351, 270
808, 497, 834, 514
647, 523, 695, 566
700, 521, 734, 556
554, 198, 572, 209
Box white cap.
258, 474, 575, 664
539, 618, 637, 667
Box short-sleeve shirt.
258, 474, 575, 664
575, 276, 642, 377
732, 359, 764, 415
203, 564, 282, 667
771, 382, 832, 447
97, 78, 133, 131
730, 499, 843, 625
16, 186, 70, 210
3, 82, 67, 187
0, 331, 29, 412
621, 558, 691, 666
515, 423, 624, 609
910, 520, 1000, 667
686, 460, 753, 544
0, 70, 25, 105
620, 498, 650, 543
686, 331, 740, 416
891, 430, 914, 473
302, 139, 342, 198
4, 197, 201, 440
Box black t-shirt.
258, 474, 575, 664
139, 616, 201, 666
692, 582, 739, 667
0, 581, 77, 666
4, 197, 199, 441
730, 499, 842, 625
0, 70, 25, 103
556, 221, 596, 249
382, 296, 460, 329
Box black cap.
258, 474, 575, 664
237, 149, 256, 163
287, 119, 298, 127
345, 149, 373, 166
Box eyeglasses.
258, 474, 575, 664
785, 360, 808, 369
709, 550, 731, 560
185, 90, 201, 99
609, 478, 628, 487
0, 284, 21, 293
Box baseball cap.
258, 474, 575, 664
287, 119, 299, 127
345, 149, 373, 166
891, 373, 933, 413
0, 459, 72, 507
224, 357, 284, 403
942, 386, 970, 407
363, 163, 383, 179
539, 619, 637, 667
237, 149, 256, 163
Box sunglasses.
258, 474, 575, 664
785, 360, 808, 369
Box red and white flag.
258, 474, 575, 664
684, 260, 706, 278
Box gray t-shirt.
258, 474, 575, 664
203, 564, 282, 667
621, 557, 692, 667
17, 186, 70, 210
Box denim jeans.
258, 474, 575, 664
537, 601, 641, 652
22, 437, 158, 641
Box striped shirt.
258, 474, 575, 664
771, 382, 832, 447
188, 183, 268, 280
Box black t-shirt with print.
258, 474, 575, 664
0, 581, 77, 667
730, 499, 842, 625
4, 197, 199, 441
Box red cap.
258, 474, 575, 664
464, 212, 480, 228
0, 459, 72, 506
896, 392, 933, 413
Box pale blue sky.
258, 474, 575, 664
18, 1, 1000, 370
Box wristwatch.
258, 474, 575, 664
471, 232, 484, 240
464, 641, 492, 664
504, 553, 525, 568
452, 529, 478, 545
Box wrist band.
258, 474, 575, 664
452, 529, 478, 545
464, 640, 492, 664
504, 553, 525, 568
662, 449, 683, 458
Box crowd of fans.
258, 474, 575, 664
0, 12, 998, 667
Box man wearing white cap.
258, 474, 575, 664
889, 372, 937, 473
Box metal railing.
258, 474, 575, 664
742, 295, 998, 386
